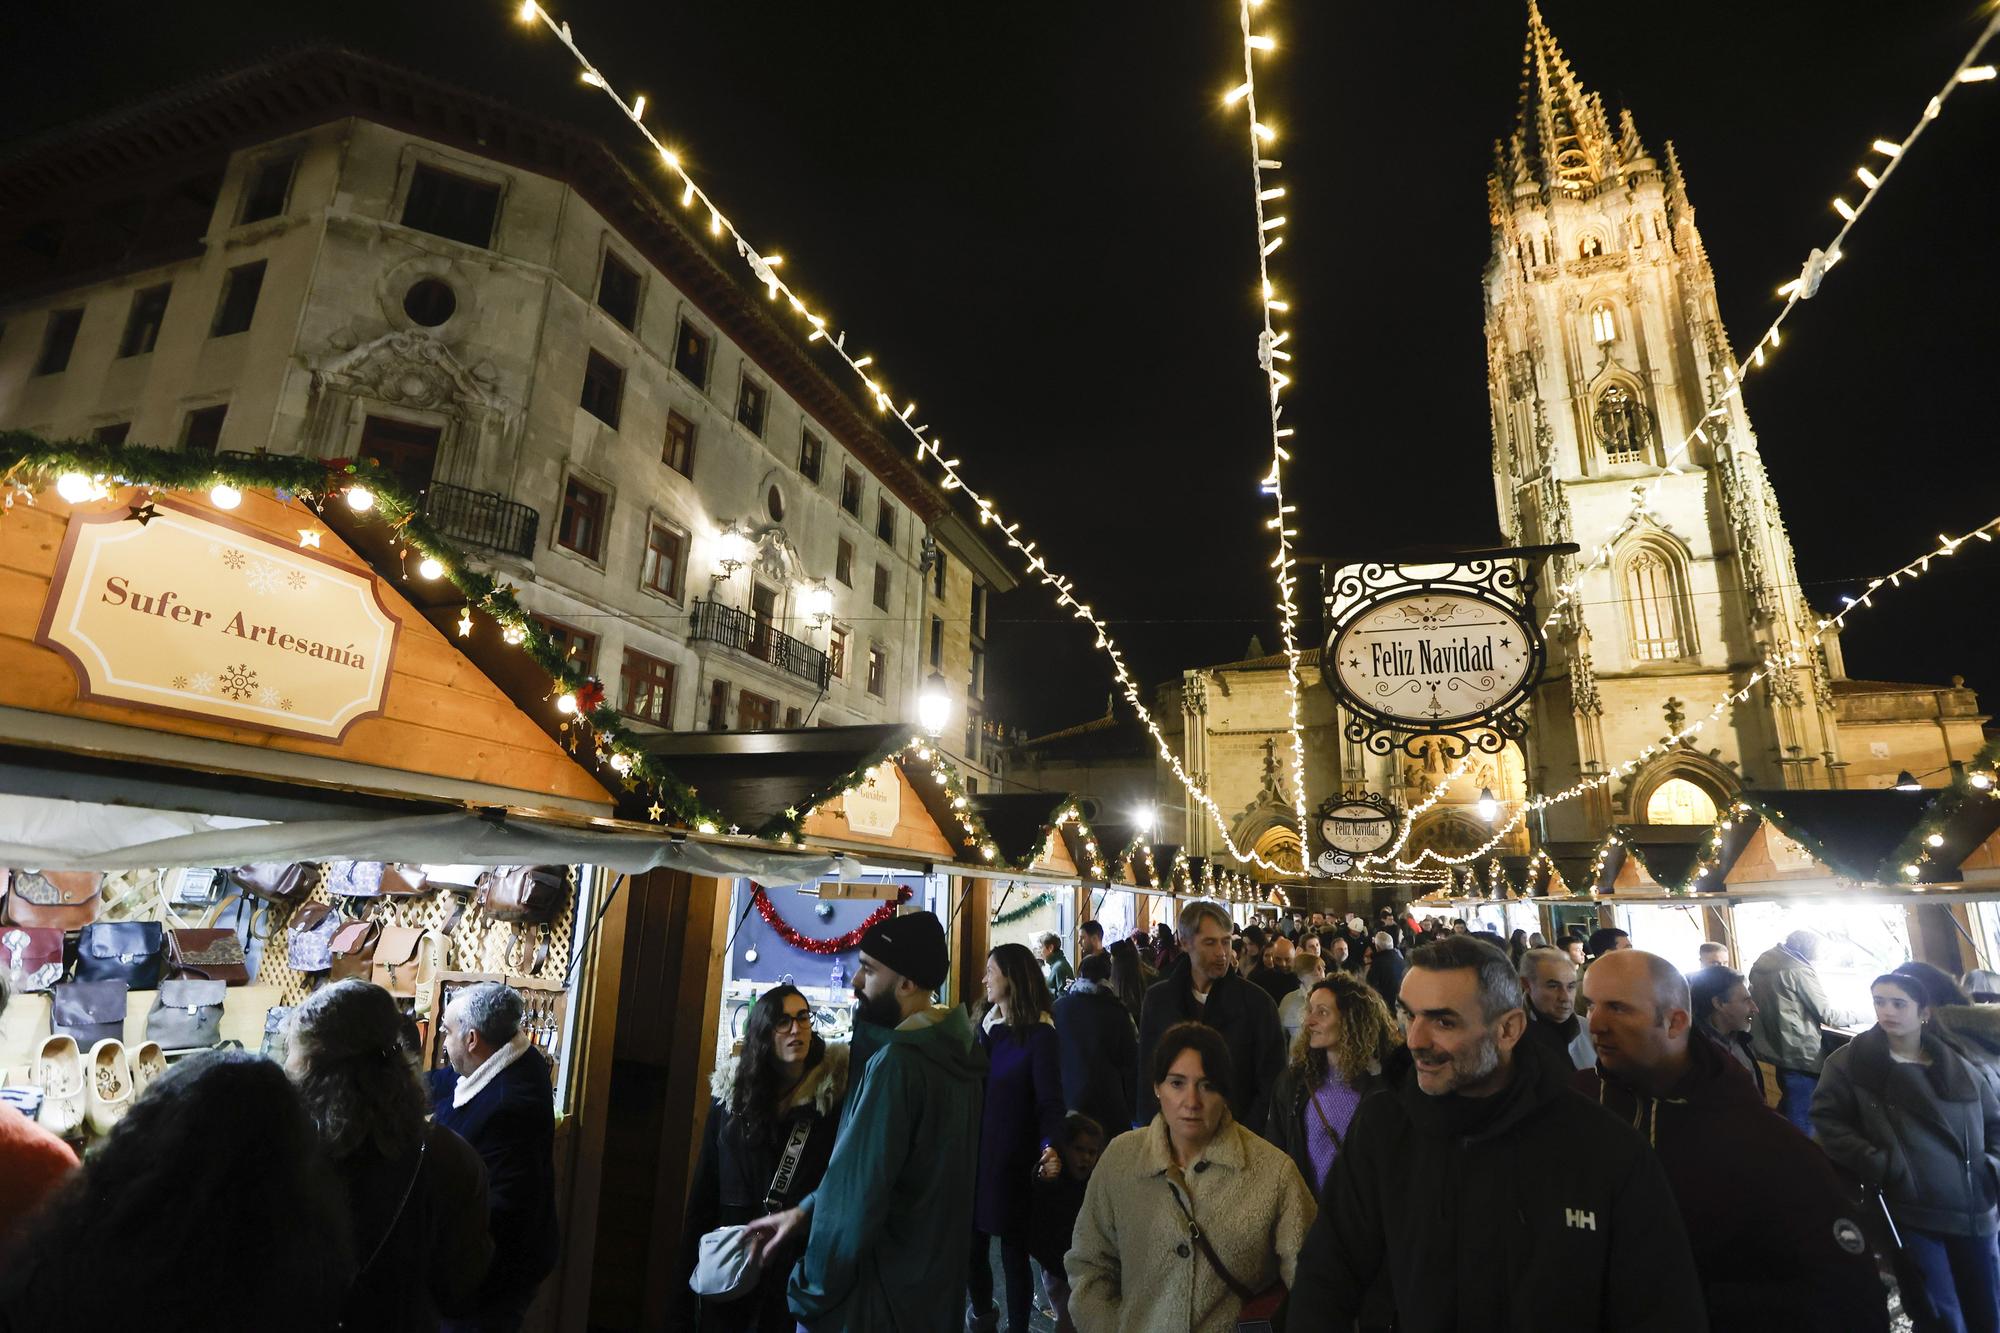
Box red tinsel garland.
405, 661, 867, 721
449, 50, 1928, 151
750, 884, 912, 955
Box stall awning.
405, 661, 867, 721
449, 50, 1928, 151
969, 791, 1090, 877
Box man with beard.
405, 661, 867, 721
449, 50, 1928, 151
744, 911, 986, 1331
1135, 899, 1286, 1132
1519, 946, 1596, 1070
1289, 935, 1704, 1329
1577, 951, 1885, 1332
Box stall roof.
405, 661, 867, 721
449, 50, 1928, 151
1612, 825, 1711, 894
638, 724, 918, 839
969, 791, 1089, 875
1738, 789, 1937, 884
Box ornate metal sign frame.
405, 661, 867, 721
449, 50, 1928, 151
1322, 546, 1566, 763
1313, 790, 1400, 876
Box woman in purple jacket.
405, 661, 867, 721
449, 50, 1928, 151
968, 942, 1066, 1333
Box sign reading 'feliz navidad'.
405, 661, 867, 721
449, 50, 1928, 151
36, 500, 400, 741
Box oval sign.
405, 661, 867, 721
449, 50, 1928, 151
1320, 802, 1399, 857
1329, 590, 1536, 729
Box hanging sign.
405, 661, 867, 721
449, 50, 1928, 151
35, 500, 400, 742
1314, 791, 1400, 875
817, 880, 903, 900
841, 763, 901, 838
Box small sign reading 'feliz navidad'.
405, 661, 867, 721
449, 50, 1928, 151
36, 499, 400, 741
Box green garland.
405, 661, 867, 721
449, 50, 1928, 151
1878, 735, 2000, 882
991, 890, 1055, 925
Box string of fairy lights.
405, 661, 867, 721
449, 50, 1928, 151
1817, 513, 2000, 632
1540, 14, 2000, 635
1226, 0, 1312, 862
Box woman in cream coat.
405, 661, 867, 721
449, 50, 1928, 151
1066, 1022, 1315, 1332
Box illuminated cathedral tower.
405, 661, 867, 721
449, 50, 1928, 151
1484, 2, 1842, 841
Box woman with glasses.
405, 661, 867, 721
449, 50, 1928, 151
674, 985, 850, 1332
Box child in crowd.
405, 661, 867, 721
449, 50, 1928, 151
1031, 1111, 1104, 1333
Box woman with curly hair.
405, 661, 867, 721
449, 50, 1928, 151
288, 978, 493, 1332
673, 984, 848, 1332
1265, 971, 1400, 1195
0, 1049, 349, 1332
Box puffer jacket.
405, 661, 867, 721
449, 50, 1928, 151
1931, 1003, 2000, 1102
1812, 1025, 2000, 1237
1749, 946, 1833, 1074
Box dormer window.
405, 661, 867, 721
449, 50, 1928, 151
1590, 303, 1616, 345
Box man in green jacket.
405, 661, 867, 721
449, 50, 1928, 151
1749, 930, 1837, 1136
746, 910, 986, 1332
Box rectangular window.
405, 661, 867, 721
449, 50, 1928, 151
620, 650, 676, 726
840, 467, 862, 517
180, 404, 227, 454
708, 679, 729, 730
735, 377, 768, 437
238, 155, 297, 225
784, 706, 801, 729
798, 430, 823, 483
662, 410, 696, 478
872, 564, 890, 612
118, 284, 171, 358
674, 318, 712, 388
966, 710, 982, 763
970, 583, 988, 637
35, 308, 82, 375
829, 625, 850, 680
209, 260, 266, 337
580, 349, 624, 429
358, 415, 441, 496
835, 538, 854, 587
642, 522, 687, 600
749, 582, 778, 660
876, 498, 896, 545
971, 646, 986, 700
737, 690, 776, 733
865, 646, 886, 699
929, 616, 944, 669
597, 249, 641, 330
533, 616, 599, 674
931, 549, 947, 599
557, 477, 608, 561
400, 164, 501, 249
91, 422, 131, 445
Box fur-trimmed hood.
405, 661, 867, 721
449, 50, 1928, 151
1934, 1003, 2000, 1056
710, 1039, 850, 1118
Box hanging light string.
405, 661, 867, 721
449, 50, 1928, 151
1817, 513, 2000, 630
1226, 0, 1310, 858
1351, 753, 1478, 869
1540, 15, 2000, 634
514, 1, 1302, 874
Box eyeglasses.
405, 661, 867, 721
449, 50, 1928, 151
774, 1012, 813, 1032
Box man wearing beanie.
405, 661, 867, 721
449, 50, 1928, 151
744, 909, 986, 1331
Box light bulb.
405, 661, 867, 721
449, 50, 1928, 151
609, 752, 633, 774
209, 484, 242, 509
502, 625, 525, 645
56, 473, 94, 503
345, 486, 375, 512
1973, 772, 1995, 790
1477, 788, 1499, 822
696, 821, 719, 835
555, 693, 579, 715
417, 557, 445, 580
1927, 833, 1946, 848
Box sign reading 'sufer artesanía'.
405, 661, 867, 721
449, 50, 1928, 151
36, 499, 400, 741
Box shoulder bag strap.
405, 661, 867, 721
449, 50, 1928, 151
763, 1115, 816, 1213
1307, 1082, 1346, 1151
355, 1137, 429, 1281
1163, 1163, 1257, 1304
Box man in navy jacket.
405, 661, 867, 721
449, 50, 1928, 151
429, 983, 559, 1333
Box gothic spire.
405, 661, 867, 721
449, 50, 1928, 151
1514, 1, 1618, 191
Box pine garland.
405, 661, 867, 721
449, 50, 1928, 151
990, 890, 1055, 925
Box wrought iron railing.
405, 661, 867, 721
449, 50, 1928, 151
690, 599, 831, 688
425, 482, 539, 560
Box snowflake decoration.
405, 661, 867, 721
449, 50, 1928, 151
286, 570, 308, 591
218, 664, 257, 701
220, 549, 246, 571
257, 686, 282, 708
188, 672, 215, 694
245, 560, 284, 595
170, 675, 189, 690
279, 698, 294, 712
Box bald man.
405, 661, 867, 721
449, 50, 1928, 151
1577, 951, 1885, 1332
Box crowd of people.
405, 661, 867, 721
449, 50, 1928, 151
676, 902, 2000, 1333
0, 975, 560, 1332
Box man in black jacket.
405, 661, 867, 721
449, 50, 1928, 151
1054, 950, 1138, 1137
1364, 931, 1406, 1012
1290, 935, 1706, 1330
1135, 899, 1285, 1132
1578, 950, 1886, 1332
430, 983, 559, 1332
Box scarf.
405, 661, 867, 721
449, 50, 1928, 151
453, 1033, 532, 1109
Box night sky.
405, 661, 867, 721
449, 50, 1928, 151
5, 1, 1996, 737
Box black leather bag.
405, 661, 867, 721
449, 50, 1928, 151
146, 979, 228, 1050
74, 920, 165, 988
52, 979, 128, 1048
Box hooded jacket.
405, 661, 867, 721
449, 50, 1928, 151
1574, 1031, 1886, 1332
1930, 1003, 2000, 1102
1749, 945, 1833, 1074
1135, 955, 1287, 1133
787, 1005, 986, 1332
1288, 1038, 1707, 1331
1812, 1025, 2000, 1238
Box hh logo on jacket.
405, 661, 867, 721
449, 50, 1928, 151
1564, 1208, 1597, 1232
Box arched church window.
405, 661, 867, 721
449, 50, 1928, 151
1579, 233, 1604, 259
1593, 383, 1651, 464
1645, 777, 1718, 825
1623, 543, 1689, 661
1590, 304, 1617, 345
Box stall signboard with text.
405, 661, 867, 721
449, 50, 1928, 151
841, 764, 901, 838
1314, 791, 1401, 875
36, 501, 400, 741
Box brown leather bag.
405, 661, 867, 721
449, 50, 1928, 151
476, 866, 568, 924
329, 920, 382, 983
378, 865, 430, 898
370, 926, 425, 998
229, 862, 317, 905
168, 928, 250, 985
3, 870, 104, 931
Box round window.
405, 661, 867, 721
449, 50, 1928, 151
403, 278, 458, 327
766, 486, 786, 522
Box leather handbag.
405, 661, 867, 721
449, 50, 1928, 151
0, 925, 66, 993
1164, 1163, 1287, 1331
476, 866, 569, 924
325, 861, 385, 898
3, 870, 104, 931
168, 928, 251, 985
74, 921, 166, 989
145, 978, 228, 1050
51, 979, 128, 1048
288, 903, 341, 973
229, 862, 318, 906
370, 926, 426, 999
379, 865, 430, 898
329, 920, 383, 983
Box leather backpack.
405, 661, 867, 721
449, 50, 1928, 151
146, 979, 228, 1050
52, 979, 128, 1048
3, 870, 104, 931
288, 903, 341, 973
370, 926, 426, 999
329, 920, 382, 983
75, 920, 166, 989
229, 862, 318, 906
478, 866, 569, 975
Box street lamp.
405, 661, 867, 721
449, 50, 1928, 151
1134, 804, 1158, 835
712, 522, 752, 581
1477, 787, 1498, 822
801, 580, 834, 628
918, 670, 951, 738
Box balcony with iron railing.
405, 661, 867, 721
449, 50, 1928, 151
690, 598, 831, 689
425, 481, 539, 560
